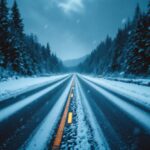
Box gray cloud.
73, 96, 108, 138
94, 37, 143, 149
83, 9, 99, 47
58, 0, 84, 14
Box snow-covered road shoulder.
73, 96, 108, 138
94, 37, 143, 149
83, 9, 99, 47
81, 74, 150, 108
105, 77, 150, 86
0, 74, 69, 101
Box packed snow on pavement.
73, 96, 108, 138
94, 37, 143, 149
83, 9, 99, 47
105, 76, 150, 86
21, 77, 73, 150
75, 77, 109, 150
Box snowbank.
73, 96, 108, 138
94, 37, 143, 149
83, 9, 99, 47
105, 77, 150, 86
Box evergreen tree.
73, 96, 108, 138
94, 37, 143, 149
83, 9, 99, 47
133, 3, 142, 26
46, 43, 51, 56
126, 4, 149, 75
10, 0, 29, 75
24, 35, 38, 74
111, 29, 125, 72
110, 21, 131, 73
0, 0, 11, 68
145, 1, 150, 73
79, 2, 150, 77
0, 0, 63, 78
45, 43, 51, 72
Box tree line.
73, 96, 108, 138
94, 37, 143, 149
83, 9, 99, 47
78, 2, 150, 77
0, 0, 63, 78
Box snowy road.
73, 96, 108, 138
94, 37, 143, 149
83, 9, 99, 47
0, 74, 150, 150
77, 74, 150, 150
0, 75, 72, 149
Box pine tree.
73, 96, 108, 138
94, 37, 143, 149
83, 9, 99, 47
79, 3, 150, 76
126, 3, 150, 75
111, 29, 125, 72
10, 0, 29, 75
46, 43, 51, 72
0, 0, 11, 68
0, 0, 63, 77
145, 1, 150, 73
133, 3, 141, 26
46, 43, 51, 56
101, 36, 112, 74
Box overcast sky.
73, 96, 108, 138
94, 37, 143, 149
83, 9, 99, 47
8, 0, 148, 60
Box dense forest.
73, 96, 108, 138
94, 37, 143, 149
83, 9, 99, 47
78, 2, 150, 77
0, 0, 149, 79
0, 0, 63, 78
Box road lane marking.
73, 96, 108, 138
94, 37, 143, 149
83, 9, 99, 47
71, 93, 74, 98
68, 112, 73, 124
23, 78, 73, 150
52, 80, 74, 149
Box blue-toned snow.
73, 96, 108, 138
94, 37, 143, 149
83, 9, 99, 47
0, 77, 70, 122
80, 75, 150, 132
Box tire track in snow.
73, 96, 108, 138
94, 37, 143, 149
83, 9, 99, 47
78, 74, 150, 149
21, 77, 73, 150
0, 77, 70, 122
76, 77, 109, 150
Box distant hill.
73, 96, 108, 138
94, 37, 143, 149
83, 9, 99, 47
63, 55, 88, 67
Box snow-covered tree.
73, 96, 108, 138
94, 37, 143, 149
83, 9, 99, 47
0, 0, 11, 68
10, 0, 31, 75
146, 1, 150, 73
133, 3, 141, 26
0, 0, 63, 78
79, 2, 150, 77
126, 4, 150, 75
110, 29, 128, 72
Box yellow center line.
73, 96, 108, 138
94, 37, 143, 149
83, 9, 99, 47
52, 80, 74, 150
68, 112, 73, 124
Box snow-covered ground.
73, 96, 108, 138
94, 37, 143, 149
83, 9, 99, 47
0, 74, 69, 101
105, 77, 150, 86
81, 75, 150, 108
